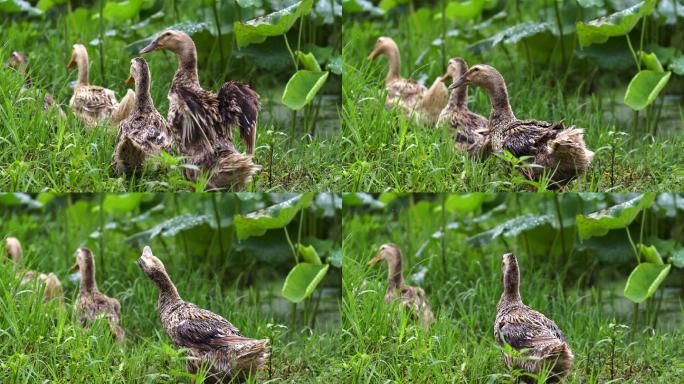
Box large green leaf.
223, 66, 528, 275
444, 193, 489, 213
282, 263, 329, 303
0, 0, 42, 14
234, 0, 313, 48
282, 70, 329, 110
670, 56, 684, 75
296, 51, 321, 72
0, 193, 42, 208
624, 70, 671, 111
342, 0, 384, 15
103, 0, 143, 21
444, 0, 487, 20
234, 194, 314, 240
341, 193, 384, 208
576, 193, 656, 240
467, 22, 552, 55
638, 243, 663, 264
623, 263, 671, 303
671, 249, 684, 268
296, 243, 322, 265
576, 0, 656, 48
468, 214, 554, 246
638, 51, 664, 72
102, 193, 151, 213
125, 214, 213, 246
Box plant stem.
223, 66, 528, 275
553, 194, 567, 261
98, 0, 105, 84
211, 194, 225, 259
552, 0, 567, 67
440, 193, 447, 284
98, 193, 105, 281
211, 0, 225, 65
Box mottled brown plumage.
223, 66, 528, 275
368, 243, 434, 328
73, 247, 124, 342
113, 58, 173, 175
67, 44, 134, 127
368, 36, 447, 126
6, 51, 66, 119
439, 58, 491, 158
495, 253, 573, 383
138, 246, 269, 382
450, 65, 593, 188
4, 237, 64, 304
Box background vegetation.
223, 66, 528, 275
342, 192, 684, 382
0, 0, 341, 191
342, 0, 684, 191
0, 192, 341, 383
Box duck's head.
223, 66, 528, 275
66, 44, 88, 68
137, 246, 167, 278
5, 237, 22, 264
441, 58, 468, 83
367, 36, 398, 61
448, 64, 499, 90
6, 51, 29, 71
126, 57, 150, 86
72, 247, 94, 271
368, 243, 402, 266
501, 252, 520, 292
140, 30, 192, 55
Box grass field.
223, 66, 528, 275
341, 194, 684, 383
341, 10, 684, 192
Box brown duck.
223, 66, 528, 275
140, 30, 260, 190
368, 243, 434, 328
438, 58, 490, 158
6, 51, 66, 118
73, 247, 125, 342
4, 237, 64, 303
112, 57, 173, 175
495, 253, 573, 383
137, 246, 269, 382
450, 65, 593, 187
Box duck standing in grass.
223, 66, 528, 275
367, 243, 434, 328
73, 247, 125, 342
67, 44, 135, 127
140, 30, 261, 190
495, 253, 573, 383
449, 65, 593, 188
367, 36, 447, 126
4, 237, 64, 303
112, 57, 173, 176
137, 246, 269, 382
6, 51, 66, 118
438, 58, 490, 158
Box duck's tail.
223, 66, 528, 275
38, 272, 64, 304
231, 337, 270, 372
112, 89, 136, 125
208, 152, 261, 191
112, 135, 146, 176
549, 127, 593, 170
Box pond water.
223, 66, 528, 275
601, 91, 684, 136
599, 281, 682, 332
260, 87, 341, 140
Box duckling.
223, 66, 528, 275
140, 30, 260, 190
438, 58, 490, 158
112, 57, 173, 176
495, 253, 573, 383
4, 237, 64, 303
67, 44, 135, 127
6, 51, 66, 118
449, 65, 593, 187
72, 247, 124, 342
137, 246, 269, 382
367, 243, 434, 328
367, 36, 448, 126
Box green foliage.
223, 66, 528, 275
576, 193, 656, 240
624, 70, 672, 111
235, 0, 314, 47
234, 193, 314, 240
576, 0, 657, 47
282, 263, 329, 303
624, 262, 671, 303
282, 70, 329, 110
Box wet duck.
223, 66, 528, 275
449, 65, 593, 187
367, 36, 447, 125
4, 237, 64, 303
495, 253, 573, 383
140, 30, 260, 190
438, 58, 490, 158
367, 243, 434, 328
6, 51, 66, 118
137, 246, 269, 382
73, 247, 124, 342
112, 57, 173, 175
67, 44, 135, 127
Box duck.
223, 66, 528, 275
367, 36, 448, 126
449, 64, 593, 188
112, 57, 173, 176
438, 58, 491, 158
67, 44, 135, 127
137, 246, 269, 382
495, 253, 573, 383
367, 243, 434, 328
6, 51, 67, 119
72, 247, 124, 342
140, 30, 260, 190
4, 237, 64, 303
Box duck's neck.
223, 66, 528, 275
154, 271, 181, 309
386, 255, 404, 291
174, 43, 200, 87
76, 55, 89, 86
135, 74, 154, 113
500, 264, 521, 306
384, 45, 402, 85
79, 262, 97, 293
483, 73, 515, 125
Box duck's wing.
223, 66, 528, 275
387, 79, 426, 111
170, 86, 220, 152
218, 81, 260, 155
501, 119, 557, 157
170, 303, 245, 349
496, 308, 566, 350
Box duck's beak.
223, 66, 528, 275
367, 47, 381, 61
71, 262, 79, 271
448, 73, 468, 90
66, 56, 76, 69
367, 252, 383, 265
139, 38, 160, 54
142, 246, 153, 257
126, 73, 134, 85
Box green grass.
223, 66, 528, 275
341, 17, 684, 192
0, 205, 342, 383
340, 201, 684, 383
0, 16, 341, 192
